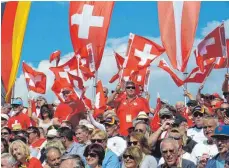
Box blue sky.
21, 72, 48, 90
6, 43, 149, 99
15, 1, 229, 106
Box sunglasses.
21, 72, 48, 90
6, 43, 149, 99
162, 149, 175, 154
104, 123, 115, 127
1, 132, 9, 135
169, 136, 181, 140
187, 104, 196, 107
128, 141, 138, 146
134, 129, 144, 133
84, 152, 97, 158
1, 118, 7, 121
160, 115, 172, 120
220, 108, 228, 112
123, 154, 134, 160
47, 136, 57, 140
12, 105, 20, 108
193, 112, 204, 117
126, 86, 135, 90
91, 139, 104, 143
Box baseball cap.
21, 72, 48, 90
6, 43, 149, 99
12, 99, 23, 106
159, 108, 173, 117
104, 116, 119, 125
186, 100, 198, 107
192, 106, 204, 114
1, 114, 9, 120
47, 129, 58, 138
211, 125, 229, 138
174, 115, 187, 126
136, 111, 148, 119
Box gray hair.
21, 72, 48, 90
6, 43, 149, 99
1, 153, 17, 166
45, 146, 61, 158
60, 155, 85, 168
160, 138, 179, 154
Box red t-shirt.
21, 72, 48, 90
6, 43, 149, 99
16, 157, 43, 168
114, 96, 150, 136
8, 112, 31, 130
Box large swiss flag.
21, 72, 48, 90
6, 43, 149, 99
69, 1, 114, 70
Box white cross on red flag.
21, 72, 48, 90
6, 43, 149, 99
94, 80, 106, 117
69, 1, 114, 70
195, 23, 226, 72
22, 62, 46, 94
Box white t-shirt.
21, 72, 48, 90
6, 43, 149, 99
158, 152, 195, 166
191, 140, 218, 165
187, 127, 207, 144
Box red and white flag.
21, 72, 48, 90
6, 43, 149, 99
195, 23, 226, 72
69, 1, 114, 70
94, 80, 106, 117
22, 62, 46, 94
150, 93, 161, 132
109, 52, 125, 83
50, 50, 61, 66
158, 1, 201, 72
49, 56, 78, 84
130, 67, 150, 87
183, 63, 215, 84
68, 72, 84, 90
126, 33, 165, 69
158, 59, 184, 87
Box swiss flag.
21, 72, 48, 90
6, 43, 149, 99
49, 56, 78, 84
50, 50, 61, 66
109, 52, 125, 83
130, 67, 150, 87
158, 1, 201, 72
195, 23, 226, 72
93, 80, 106, 117
150, 93, 162, 132
158, 59, 184, 87
22, 62, 46, 94
126, 33, 165, 69
183, 63, 215, 84
69, 1, 114, 70
68, 72, 84, 90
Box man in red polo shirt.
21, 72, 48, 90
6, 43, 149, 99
108, 81, 150, 136
8, 98, 31, 130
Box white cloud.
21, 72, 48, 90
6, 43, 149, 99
15, 19, 229, 107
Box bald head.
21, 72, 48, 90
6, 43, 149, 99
46, 147, 61, 168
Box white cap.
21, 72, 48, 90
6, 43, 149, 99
137, 111, 148, 119
85, 123, 95, 130
47, 129, 57, 137
1, 114, 9, 120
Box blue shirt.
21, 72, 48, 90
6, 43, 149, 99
102, 149, 120, 168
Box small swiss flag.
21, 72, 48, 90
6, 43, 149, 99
22, 62, 46, 94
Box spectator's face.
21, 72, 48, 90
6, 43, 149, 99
1, 107, 11, 114
161, 142, 178, 167
1, 158, 13, 168
192, 112, 204, 127
134, 123, 147, 134
59, 159, 78, 168
105, 123, 118, 137
160, 115, 172, 125
12, 105, 22, 114
75, 129, 88, 144
125, 84, 136, 97
36, 98, 46, 107
123, 153, 137, 168
203, 119, 217, 140
103, 88, 108, 97
85, 151, 99, 167
11, 143, 26, 162
175, 104, 184, 113
47, 150, 61, 168
1, 129, 10, 141
27, 130, 37, 144
215, 137, 229, 154
91, 135, 106, 149
128, 136, 140, 148
1, 118, 7, 127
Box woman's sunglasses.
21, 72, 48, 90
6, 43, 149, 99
84, 152, 97, 158
128, 141, 138, 146
123, 154, 134, 160
91, 139, 104, 143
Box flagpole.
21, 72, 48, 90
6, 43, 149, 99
183, 71, 188, 106
221, 20, 228, 73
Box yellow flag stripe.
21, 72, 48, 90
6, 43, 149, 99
5, 1, 31, 101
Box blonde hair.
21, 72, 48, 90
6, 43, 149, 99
45, 140, 66, 155
129, 132, 150, 154
91, 129, 108, 141
124, 146, 143, 166
9, 140, 30, 160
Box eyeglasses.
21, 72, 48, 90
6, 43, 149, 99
220, 108, 227, 112
1, 132, 9, 135
193, 112, 204, 117
84, 152, 97, 158
91, 139, 104, 143
160, 115, 172, 120
162, 149, 175, 154
134, 129, 144, 133
12, 105, 20, 108
126, 86, 135, 90
1, 118, 7, 121
128, 141, 138, 146
104, 123, 115, 127
187, 104, 195, 107
123, 154, 134, 160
